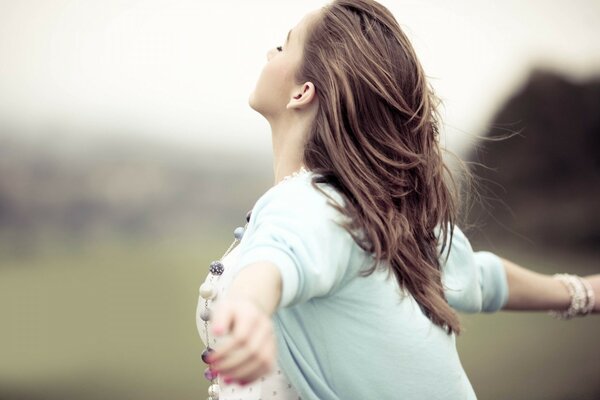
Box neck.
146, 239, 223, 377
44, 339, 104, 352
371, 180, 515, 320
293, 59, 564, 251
268, 115, 311, 186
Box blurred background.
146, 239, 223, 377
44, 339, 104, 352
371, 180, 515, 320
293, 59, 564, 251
1, 0, 599, 399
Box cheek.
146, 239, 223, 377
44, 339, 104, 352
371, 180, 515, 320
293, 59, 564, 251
258, 59, 294, 93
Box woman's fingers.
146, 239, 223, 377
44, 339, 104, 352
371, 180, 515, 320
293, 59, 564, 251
210, 300, 259, 362
227, 335, 277, 384
207, 294, 277, 384
210, 300, 235, 337
212, 319, 275, 381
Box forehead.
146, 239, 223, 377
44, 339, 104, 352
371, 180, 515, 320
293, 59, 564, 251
290, 8, 321, 44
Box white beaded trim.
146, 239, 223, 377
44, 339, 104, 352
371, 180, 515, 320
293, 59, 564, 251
280, 165, 310, 183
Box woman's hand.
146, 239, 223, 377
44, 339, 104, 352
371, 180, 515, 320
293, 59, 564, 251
583, 274, 600, 314
206, 294, 277, 386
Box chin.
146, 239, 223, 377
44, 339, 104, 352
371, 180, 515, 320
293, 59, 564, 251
247, 91, 269, 118
247, 91, 258, 111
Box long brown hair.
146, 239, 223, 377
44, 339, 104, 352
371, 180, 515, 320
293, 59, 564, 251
297, 0, 475, 335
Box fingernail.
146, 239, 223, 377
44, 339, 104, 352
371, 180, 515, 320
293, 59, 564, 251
239, 380, 249, 386
223, 375, 233, 384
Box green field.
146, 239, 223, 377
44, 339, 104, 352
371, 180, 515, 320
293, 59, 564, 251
0, 232, 598, 400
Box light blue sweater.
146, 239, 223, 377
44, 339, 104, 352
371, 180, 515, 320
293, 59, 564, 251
234, 170, 509, 400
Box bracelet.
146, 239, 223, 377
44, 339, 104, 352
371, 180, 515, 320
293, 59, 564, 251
580, 277, 595, 314
548, 273, 595, 320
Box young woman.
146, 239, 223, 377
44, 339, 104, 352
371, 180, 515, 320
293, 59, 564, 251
196, 1, 600, 399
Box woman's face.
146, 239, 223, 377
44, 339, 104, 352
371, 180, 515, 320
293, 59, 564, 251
248, 9, 321, 118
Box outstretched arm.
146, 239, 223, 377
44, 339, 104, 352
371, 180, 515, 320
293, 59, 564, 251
500, 257, 600, 313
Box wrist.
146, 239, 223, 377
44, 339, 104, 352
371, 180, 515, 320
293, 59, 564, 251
226, 292, 269, 315
227, 261, 282, 316
548, 273, 595, 320
546, 274, 572, 311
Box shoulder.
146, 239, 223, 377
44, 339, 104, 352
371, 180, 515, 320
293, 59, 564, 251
250, 171, 348, 225
435, 222, 470, 256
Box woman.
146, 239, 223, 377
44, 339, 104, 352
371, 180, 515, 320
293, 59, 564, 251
196, 1, 600, 399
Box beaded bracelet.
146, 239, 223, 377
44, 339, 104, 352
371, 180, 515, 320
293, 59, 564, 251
548, 273, 595, 320
579, 276, 595, 314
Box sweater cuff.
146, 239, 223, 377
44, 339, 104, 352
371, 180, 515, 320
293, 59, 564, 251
476, 251, 509, 312
236, 244, 300, 310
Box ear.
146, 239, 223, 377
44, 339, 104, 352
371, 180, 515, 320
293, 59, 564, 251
286, 82, 317, 110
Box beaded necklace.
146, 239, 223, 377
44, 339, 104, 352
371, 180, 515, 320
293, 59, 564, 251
198, 165, 310, 399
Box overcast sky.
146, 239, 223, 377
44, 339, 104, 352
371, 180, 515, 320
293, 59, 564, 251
0, 0, 599, 156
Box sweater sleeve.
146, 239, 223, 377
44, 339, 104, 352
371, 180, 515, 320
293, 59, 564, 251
234, 180, 355, 310
438, 224, 509, 313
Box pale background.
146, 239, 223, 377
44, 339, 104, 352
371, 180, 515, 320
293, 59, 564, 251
0, 1, 599, 399
1, 0, 599, 154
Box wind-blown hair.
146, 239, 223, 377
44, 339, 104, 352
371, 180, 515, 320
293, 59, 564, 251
298, 0, 473, 335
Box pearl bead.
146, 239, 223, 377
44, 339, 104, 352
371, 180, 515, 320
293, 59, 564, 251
234, 226, 245, 240
199, 282, 217, 300
208, 383, 220, 398
200, 308, 211, 322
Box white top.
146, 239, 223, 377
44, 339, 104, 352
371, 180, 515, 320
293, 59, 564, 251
196, 244, 303, 400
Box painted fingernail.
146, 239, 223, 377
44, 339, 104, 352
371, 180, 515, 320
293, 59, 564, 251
223, 375, 233, 384
239, 380, 249, 386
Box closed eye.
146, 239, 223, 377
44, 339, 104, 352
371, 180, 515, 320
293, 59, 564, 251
276, 46, 283, 52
